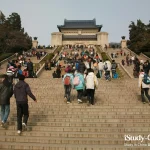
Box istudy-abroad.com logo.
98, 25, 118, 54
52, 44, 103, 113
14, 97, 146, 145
124, 134, 150, 143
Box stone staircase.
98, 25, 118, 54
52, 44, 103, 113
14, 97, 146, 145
0, 73, 150, 149
1, 48, 150, 150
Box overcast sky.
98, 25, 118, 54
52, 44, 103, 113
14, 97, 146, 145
1, 0, 150, 46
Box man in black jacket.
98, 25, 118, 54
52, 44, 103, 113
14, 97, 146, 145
27, 59, 33, 78
0, 75, 13, 127
14, 75, 37, 135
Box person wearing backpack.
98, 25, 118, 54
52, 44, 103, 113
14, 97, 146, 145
85, 69, 98, 105
74, 71, 85, 103
138, 69, 150, 104
111, 60, 117, 78
63, 69, 74, 104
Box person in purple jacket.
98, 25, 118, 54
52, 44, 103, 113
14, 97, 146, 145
14, 75, 37, 135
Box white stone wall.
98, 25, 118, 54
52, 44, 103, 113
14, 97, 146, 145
51, 32, 62, 46
32, 40, 38, 48
62, 40, 97, 46
97, 32, 109, 48
51, 30, 109, 47
61, 29, 98, 35
121, 40, 127, 48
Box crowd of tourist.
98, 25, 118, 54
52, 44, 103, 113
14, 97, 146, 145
49, 46, 119, 106
0, 45, 150, 136
4, 50, 46, 81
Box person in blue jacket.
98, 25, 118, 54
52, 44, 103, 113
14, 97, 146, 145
74, 71, 85, 103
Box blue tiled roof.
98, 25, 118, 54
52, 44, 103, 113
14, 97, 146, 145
57, 19, 102, 31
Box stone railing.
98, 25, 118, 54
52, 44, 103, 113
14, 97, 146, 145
96, 45, 132, 78
36, 46, 60, 77
140, 53, 150, 61
0, 54, 16, 65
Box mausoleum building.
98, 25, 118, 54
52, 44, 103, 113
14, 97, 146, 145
51, 19, 109, 47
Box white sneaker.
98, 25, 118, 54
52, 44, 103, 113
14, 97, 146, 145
1, 121, 4, 127
22, 123, 27, 131
78, 99, 82, 103
17, 130, 21, 135
67, 101, 71, 104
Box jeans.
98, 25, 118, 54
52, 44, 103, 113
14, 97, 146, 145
105, 71, 110, 80
1, 105, 10, 123
17, 103, 29, 130
141, 88, 150, 102
64, 85, 71, 102
98, 70, 103, 78
87, 89, 95, 105
28, 71, 33, 78
77, 90, 83, 100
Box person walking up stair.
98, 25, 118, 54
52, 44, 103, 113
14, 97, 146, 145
63, 69, 74, 104
14, 75, 37, 135
74, 71, 85, 103
0, 75, 13, 128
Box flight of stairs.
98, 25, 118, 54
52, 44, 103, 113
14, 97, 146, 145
0, 47, 150, 150
0, 73, 150, 150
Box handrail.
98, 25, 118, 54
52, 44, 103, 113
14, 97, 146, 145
96, 45, 132, 78
0, 54, 16, 64
140, 53, 150, 61
36, 46, 60, 77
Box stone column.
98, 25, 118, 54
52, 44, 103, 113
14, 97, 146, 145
121, 40, 127, 48
32, 40, 38, 48
97, 32, 109, 48
51, 32, 62, 47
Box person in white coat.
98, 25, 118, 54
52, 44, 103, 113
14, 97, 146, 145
85, 68, 98, 105
138, 69, 150, 104
104, 59, 112, 80
98, 60, 104, 78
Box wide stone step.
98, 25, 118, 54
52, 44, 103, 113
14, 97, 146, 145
9, 104, 150, 110
9, 110, 150, 115
3, 121, 150, 128
0, 135, 126, 145
1, 126, 150, 132
0, 142, 149, 150
8, 114, 150, 119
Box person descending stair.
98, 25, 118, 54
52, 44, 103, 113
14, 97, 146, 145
14, 75, 37, 135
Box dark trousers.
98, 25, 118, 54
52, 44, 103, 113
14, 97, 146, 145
64, 85, 71, 101
105, 71, 111, 80
17, 103, 29, 130
28, 70, 33, 78
87, 89, 95, 105
141, 88, 150, 102
77, 90, 83, 99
